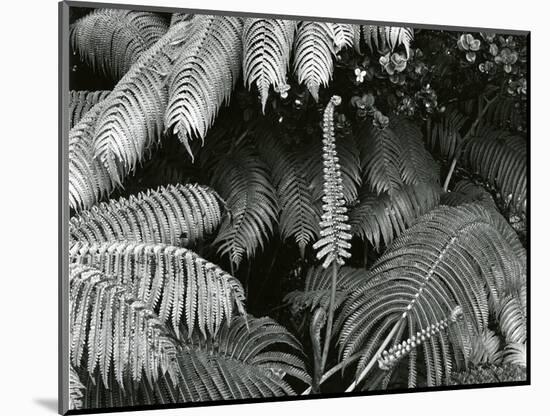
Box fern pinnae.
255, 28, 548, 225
69, 90, 111, 128
165, 15, 243, 160
243, 18, 296, 112
363, 25, 413, 57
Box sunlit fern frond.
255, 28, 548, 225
498, 284, 526, 344
169, 13, 193, 27
242, 18, 296, 112
312, 96, 352, 269
331, 23, 356, 50
349, 182, 441, 250
461, 127, 527, 214
503, 342, 526, 367
211, 144, 279, 268
293, 22, 349, 101
257, 135, 318, 257
165, 15, 243, 160
69, 90, 111, 128
69, 264, 180, 388
69, 366, 85, 410
338, 204, 525, 387
69, 183, 225, 247
70, 241, 246, 338
284, 266, 368, 313
427, 109, 468, 160
363, 25, 414, 57
441, 179, 496, 209
70, 9, 169, 80
469, 330, 503, 366
91, 21, 193, 184
69, 102, 120, 212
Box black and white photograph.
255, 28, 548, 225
59, 1, 529, 414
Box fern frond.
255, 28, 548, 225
70, 9, 169, 80
69, 366, 85, 410
169, 13, 192, 27
242, 18, 296, 112
312, 96, 352, 269
462, 128, 527, 214
338, 204, 525, 387
91, 20, 192, 182
165, 15, 243, 160
498, 284, 526, 344
69, 90, 110, 128
428, 109, 468, 160
441, 179, 496, 209
469, 330, 502, 365
349, 182, 440, 250
363, 25, 414, 57
70, 241, 246, 338
69, 263, 180, 388
258, 135, 318, 256
69, 183, 225, 247
285, 266, 368, 312
293, 22, 347, 101
212, 144, 279, 267
503, 342, 526, 367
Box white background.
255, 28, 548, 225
0, 0, 546, 414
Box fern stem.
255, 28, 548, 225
345, 319, 404, 392
319, 261, 338, 379
442, 95, 498, 191
302, 351, 363, 395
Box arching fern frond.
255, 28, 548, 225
69, 90, 111, 128
242, 18, 296, 112
349, 182, 440, 250
293, 22, 343, 101
461, 128, 527, 214
169, 13, 193, 27
441, 179, 496, 209
165, 15, 243, 160
498, 284, 526, 344
338, 204, 525, 387
503, 343, 526, 367
70, 241, 246, 338
469, 330, 502, 365
70, 9, 169, 80
69, 366, 85, 410
69, 183, 225, 247
257, 135, 318, 256
91, 20, 193, 182
211, 144, 279, 268
363, 25, 414, 57
285, 266, 368, 313
69, 264, 180, 388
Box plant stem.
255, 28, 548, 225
345, 318, 403, 392
442, 95, 498, 191
319, 262, 338, 381
302, 351, 363, 395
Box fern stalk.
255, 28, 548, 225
442, 95, 498, 191
311, 95, 351, 390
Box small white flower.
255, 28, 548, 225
275, 83, 290, 99
355, 68, 367, 83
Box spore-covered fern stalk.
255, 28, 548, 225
311, 95, 352, 389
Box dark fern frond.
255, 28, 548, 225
441, 179, 496, 209
257, 135, 318, 256
165, 15, 243, 160
69, 183, 225, 247
428, 109, 468, 160
293, 22, 350, 101
312, 96, 352, 269
461, 127, 527, 214
70, 9, 169, 80
242, 18, 296, 112
349, 182, 441, 250
363, 26, 414, 57
285, 266, 368, 313
70, 241, 246, 338
69, 90, 111, 128
338, 204, 525, 387
212, 144, 279, 267
69, 264, 180, 388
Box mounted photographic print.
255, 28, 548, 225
58, 1, 530, 414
